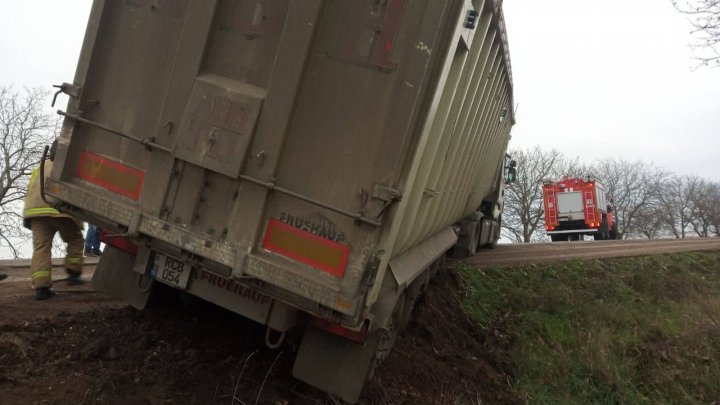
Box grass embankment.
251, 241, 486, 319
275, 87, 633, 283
457, 251, 720, 404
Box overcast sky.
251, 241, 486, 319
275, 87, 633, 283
1, 0, 717, 180
503, 0, 720, 181
0, 1, 717, 258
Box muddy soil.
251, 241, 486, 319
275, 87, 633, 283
0, 266, 517, 404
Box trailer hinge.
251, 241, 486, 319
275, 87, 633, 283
362, 184, 402, 220
51, 82, 81, 107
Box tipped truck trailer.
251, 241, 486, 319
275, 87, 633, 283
543, 177, 618, 241
47, 0, 515, 401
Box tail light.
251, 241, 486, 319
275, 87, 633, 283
310, 317, 368, 344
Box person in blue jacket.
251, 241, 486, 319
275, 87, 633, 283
84, 224, 102, 256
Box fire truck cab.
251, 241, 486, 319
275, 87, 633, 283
543, 177, 618, 241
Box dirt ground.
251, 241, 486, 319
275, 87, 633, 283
0, 264, 516, 405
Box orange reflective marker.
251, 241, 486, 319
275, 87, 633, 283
76, 151, 144, 200
262, 219, 350, 278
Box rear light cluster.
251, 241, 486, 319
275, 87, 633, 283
310, 317, 368, 344
545, 225, 556, 231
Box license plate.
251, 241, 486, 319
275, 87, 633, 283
150, 253, 192, 289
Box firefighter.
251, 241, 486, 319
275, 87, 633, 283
23, 140, 85, 300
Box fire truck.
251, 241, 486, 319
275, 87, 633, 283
543, 177, 618, 241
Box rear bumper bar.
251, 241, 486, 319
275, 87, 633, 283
547, 229, 598, 235
45, 178, 357, 321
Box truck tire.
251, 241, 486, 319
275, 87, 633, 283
368, 296, 404, 381
483, 216, 502, 249
594, 220, 609, 240
451, 219, 480, 258
399, 271, 429, 332
550, 234, 567, 242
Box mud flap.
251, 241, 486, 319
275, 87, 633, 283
91, 246, 153, 310
293, 326, 381, 404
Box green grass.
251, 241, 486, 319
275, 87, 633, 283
456, 251, 720, 404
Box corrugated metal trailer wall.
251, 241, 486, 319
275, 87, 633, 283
47, 0, 513, 320
377, 0, 513, 265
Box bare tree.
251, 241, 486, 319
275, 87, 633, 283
555, 155, 595, 180
673, 0, 720, 66
711, 181, 720, 236
0, 87, 57, 257
502, 146, 567, 243
592, 158, 667, 239
687, 178, 720, 236
712, 184, 720, 236
633, 204, 669, 239
656, 175, 700, 238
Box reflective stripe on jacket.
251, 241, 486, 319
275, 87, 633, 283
23, 162, 76, 226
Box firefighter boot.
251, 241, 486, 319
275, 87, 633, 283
67, 272, 86, 286
35, 287, 56, 300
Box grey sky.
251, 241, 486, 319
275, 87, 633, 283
504, 0, 720, 181
1, 1, 717, 180
0, 1, 90, 88
0, 1, 716, 258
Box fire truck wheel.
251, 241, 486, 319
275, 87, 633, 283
550, 234, 567, 242
594, 220, 609, 241
609, 223, 619, 239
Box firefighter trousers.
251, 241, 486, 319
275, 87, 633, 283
30, 217, 84, 289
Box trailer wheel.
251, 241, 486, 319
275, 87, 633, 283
399, 272, 428, 332
484, 216, 502, 249
368, 295, 404, 381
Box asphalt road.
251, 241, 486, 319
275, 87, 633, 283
463, 237, 720, 268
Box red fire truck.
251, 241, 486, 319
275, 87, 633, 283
543, 177, 618, 241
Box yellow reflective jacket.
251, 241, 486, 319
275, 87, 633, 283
23, 161, 79, 228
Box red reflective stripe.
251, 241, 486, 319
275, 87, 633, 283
76, 151, 144, 200
262, 219, 350, 278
